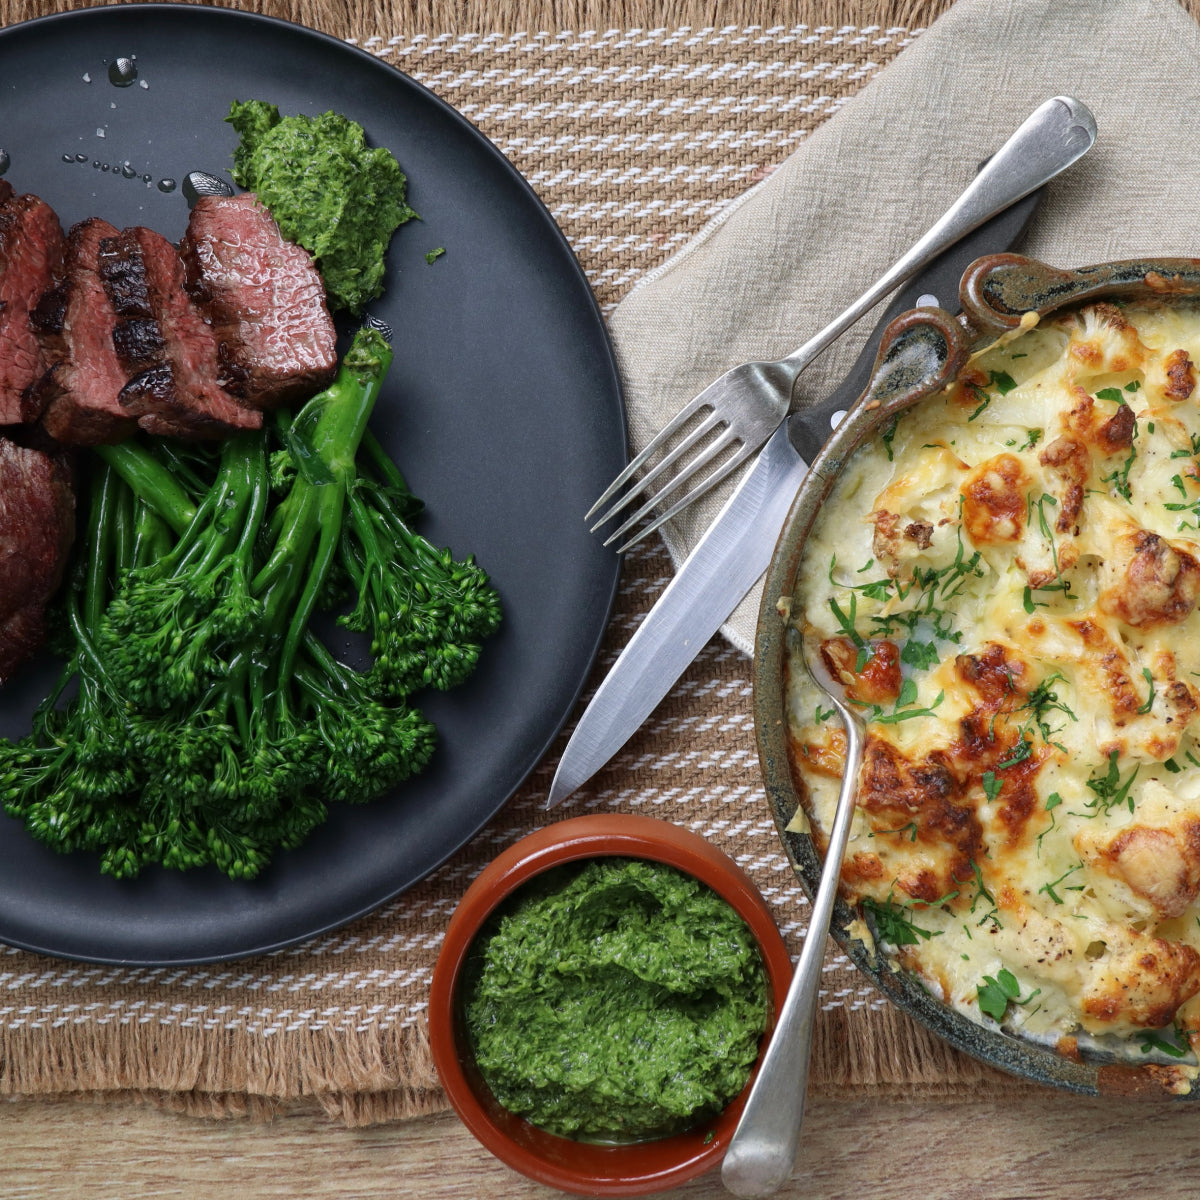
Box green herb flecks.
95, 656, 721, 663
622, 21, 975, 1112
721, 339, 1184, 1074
1024, 493, 1077, 606
1035, 791, 1063, 858
967, 370, 1018, 422
870, 822, 919, 843
1014, 671, 1076, 754
1082, 750, 1140, 816
1038, 862, 1083, 905
1138, 1026, 1190, 1060
965, 859, 1000, 930
1137, 668, 1156, 715
861, 887, 957, 947
1098, 415, 1139, 503
977, 967, 1041, 1023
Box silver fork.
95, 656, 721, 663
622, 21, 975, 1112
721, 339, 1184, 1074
587, 95, 1097, 554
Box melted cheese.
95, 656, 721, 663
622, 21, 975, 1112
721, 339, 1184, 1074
787, 299, 1200, 1065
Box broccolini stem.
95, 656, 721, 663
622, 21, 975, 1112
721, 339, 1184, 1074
132, 498, 174, 570
95, 440, 198, 534
360, 428, 411, 494
83, 465, 122, 635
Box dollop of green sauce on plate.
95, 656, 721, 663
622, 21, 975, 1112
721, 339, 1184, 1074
226, 99, 417, 315
461, 857, 769, 1142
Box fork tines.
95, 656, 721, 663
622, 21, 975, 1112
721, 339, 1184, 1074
585, 398, 755, 553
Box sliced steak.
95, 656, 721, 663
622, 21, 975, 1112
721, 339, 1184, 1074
0, 604, 47, 686
0, 437, 74, 685
99, 226, 262, 439
0, 192, 65, 425
31, 217, 139, 445
180, 193, 336, 408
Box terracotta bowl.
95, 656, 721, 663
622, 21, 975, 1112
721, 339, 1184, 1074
429, 813, 793, 1196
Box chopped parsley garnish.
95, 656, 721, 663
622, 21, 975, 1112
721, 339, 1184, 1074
1083, 750, 1140, 816
859, 689, 945, 726
1098, 415, 1139, 503
880, 416, 900, 461
1024, 493, 1077, 602
1137, 667, 1156, 715
1014, 672, 1076, 752
870, 822, 919, 843
1035, 791, 1063, 857
966, 859, 1000, 929
1138, 1028, 1190, 1059
1163, 471, 1200, 530
1038, 862, 1083, 905
861, 888, 955, 947
977, 967, 1040, 1023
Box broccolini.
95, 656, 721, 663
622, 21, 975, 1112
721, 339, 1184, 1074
0, 327, 499, 880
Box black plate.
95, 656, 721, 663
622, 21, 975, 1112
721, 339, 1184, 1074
0, 5, 625, 964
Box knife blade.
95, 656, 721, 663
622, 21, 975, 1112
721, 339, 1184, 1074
546, 185, 1045, 809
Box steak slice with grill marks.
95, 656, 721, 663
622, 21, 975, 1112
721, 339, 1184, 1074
0, 436, 74, 684
30, 217, 139, 445
180, 193, 337, 409
0, 190, 65, 426
99, 225, 262, 439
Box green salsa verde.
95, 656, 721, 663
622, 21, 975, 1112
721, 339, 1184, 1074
461, 856, 769, 1142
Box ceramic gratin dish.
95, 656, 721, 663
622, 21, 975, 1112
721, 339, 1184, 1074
755, 253, 1200, 1098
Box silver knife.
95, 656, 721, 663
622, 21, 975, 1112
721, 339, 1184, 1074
546, 185, 1048, 809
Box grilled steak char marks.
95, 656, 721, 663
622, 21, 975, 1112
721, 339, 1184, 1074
30, 217, 139, 446
0, 437, 74, 684
0, 182, 344, 685
180, 193, 337, 408
99, 225, 263, 439
0, 190, 65, 426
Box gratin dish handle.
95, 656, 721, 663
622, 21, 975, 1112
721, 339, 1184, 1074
800, 306, 973, 481
960, 252, 1200, 332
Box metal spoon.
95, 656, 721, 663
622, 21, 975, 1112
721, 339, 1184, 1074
722, 636, 868, 1198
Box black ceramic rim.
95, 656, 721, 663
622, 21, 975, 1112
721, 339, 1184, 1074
0, 4, 626, 964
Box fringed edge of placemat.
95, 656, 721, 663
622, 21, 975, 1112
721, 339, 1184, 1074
0, 990, 1033, 1125
0, 0, 962, 40
8, 0, 1200, 48
0, 1013, 446, 1124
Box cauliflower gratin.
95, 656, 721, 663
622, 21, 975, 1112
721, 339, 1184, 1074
786, 297, 1200, 1068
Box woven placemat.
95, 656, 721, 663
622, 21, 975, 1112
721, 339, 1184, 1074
0, 0, 1159, 1126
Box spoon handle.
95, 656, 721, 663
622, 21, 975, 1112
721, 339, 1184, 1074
780, 95, 1095, 378
721, 703, 866, 1199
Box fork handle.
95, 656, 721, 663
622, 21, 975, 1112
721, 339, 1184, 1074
781, 96, 1096, 381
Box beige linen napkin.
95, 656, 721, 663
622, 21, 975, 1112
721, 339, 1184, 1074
609, 0, 1200, 655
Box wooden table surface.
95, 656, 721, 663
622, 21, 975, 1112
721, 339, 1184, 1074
6, 1089, 1200, 1198
3, 0, 1199, 1193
